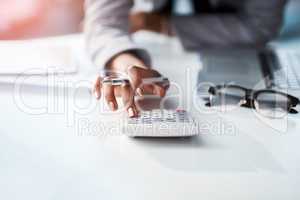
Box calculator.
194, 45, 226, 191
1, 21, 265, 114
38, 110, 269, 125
122, 109, 199, 137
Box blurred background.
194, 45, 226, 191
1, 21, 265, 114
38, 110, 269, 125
0, 0, 299, 41
0, 0, 84, 39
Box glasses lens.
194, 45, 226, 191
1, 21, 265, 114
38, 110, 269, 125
255, 92, 290, 118
210, 87, 245, 111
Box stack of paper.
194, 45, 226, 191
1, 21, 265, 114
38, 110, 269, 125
0, 34, 97, 89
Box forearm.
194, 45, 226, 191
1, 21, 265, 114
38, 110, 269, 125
84, 0, 151, 69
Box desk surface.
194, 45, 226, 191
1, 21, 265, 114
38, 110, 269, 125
1, 33, 300, 200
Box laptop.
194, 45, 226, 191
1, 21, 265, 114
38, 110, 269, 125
197, 47, 300, 98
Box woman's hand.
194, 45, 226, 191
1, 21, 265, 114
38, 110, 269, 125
93, 53, 169, 117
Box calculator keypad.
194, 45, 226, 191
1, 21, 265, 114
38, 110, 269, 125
128, 109, 191, 125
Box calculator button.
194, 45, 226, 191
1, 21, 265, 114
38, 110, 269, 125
166, 119, 176, 122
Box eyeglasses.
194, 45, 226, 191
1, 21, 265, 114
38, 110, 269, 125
207, 84, 299, 118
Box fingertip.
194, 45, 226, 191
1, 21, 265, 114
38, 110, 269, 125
160, 91, 166, 97
109, 101, 117, 111
136, 88, 143, 96
154, 85, 165, 97
93, 76, 102, 100
94, 76, 102, 87
94, 90, 101, 99
128, 105, 139, 118
128, 107, 135, 118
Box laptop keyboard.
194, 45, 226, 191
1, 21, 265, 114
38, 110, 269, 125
273, 51, 300, 89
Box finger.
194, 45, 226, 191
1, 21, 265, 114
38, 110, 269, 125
162, 78, 170, 90
114, 86, 122, 97
103, 83, 118, 111
121, 84, 138, 117
93, 76, 102, 99
127, 67, 142, 90
153, 84, 166, 97
153, 78, 170, 96
127, 66, 169, 97
137, 83, 168, 97
136, 85, 153, 96
127, 66, 157, 89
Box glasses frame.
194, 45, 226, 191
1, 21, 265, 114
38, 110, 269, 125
208, 84, 299, 115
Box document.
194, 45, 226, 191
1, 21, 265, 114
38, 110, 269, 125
0, 34, 97, 89
0, 39, 78, 75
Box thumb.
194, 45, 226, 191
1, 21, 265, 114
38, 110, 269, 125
127, 66, 149, 89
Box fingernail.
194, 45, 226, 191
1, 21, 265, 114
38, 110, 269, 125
159, 89, 165, 97
128, 107, 135, 117
136, 88, 143, 96
109, 101, 115, 111
154, 87, 163, 97
94, 91, 100, 99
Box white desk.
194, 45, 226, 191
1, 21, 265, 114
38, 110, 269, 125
1, 33, 300, 200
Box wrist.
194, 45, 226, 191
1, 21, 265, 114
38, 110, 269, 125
106, 52, 149, 73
